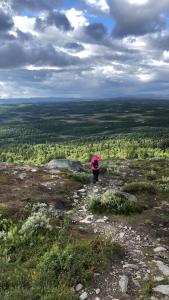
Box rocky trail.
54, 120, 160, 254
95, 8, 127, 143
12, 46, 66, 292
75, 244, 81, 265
0, 160, 169, 300
70, 176, 169, 300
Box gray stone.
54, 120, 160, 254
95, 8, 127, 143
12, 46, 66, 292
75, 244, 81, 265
80, 292, 88, 300
132, 278, 141, 288
123, 263, 139, 270
119, 232, 125, 239
153, 285, 169, 296
154, 247, 167, 253
75, 283, 83, 292
95, 288, 100, 294
96, 216, 108, 223
154, 261, 169, 276
119, 275, 129, 293
154, 276, 164, 282
46, 159, 83, 172
18, 172, 27, 180
79, 189, 86, 193
79, 215, 93, 224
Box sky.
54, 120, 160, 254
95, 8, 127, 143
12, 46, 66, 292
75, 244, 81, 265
0, 0, 169, 99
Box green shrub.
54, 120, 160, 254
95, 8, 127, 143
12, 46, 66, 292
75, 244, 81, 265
66, 172, 91, 184
35, 237, 113, 289
88, 191, 135, 214
123, 182, 156, 194
146, 171, 157, 181
157, 183, 169, 192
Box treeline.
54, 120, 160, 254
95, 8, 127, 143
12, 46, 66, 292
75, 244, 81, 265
0, 133, 169, 164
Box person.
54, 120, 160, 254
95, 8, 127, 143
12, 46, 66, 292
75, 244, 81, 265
90, 155, 102, 183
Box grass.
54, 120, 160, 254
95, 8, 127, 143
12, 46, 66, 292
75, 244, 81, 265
123, 181, 157, 194
65, 171, 91, 184
88, 191, 139, 215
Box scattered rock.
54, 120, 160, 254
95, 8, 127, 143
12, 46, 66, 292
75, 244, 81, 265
80, 292, 88, 300
153, 285, 169, 296
154, 261, 169, 276
96, 216, 109, 223
75, 283, 83, 292
123, 263, 139, 270
18, 172, 27, 180
119, 232, 125, 239
95, 288, 101, 295
154, 276, 164, 282
119, 275, 129, 293
79, 215, 93, 224
132, 278, 141, 288
79, 189, 86, 193
154, 247, 167, 253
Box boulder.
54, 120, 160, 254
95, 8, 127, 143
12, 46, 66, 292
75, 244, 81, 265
46, 159, 83, 172
154, 261, 169, 276
153, 285, 169, 296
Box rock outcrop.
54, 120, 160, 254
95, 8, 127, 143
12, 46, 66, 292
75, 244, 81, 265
46, 159, 84, 172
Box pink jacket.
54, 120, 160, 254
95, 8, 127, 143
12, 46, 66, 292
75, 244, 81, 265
90, 155, 102, 170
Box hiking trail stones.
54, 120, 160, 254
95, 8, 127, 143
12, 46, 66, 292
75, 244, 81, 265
153, 285, 169, 296
119, 275, 129, 293
154, 261, 169, 276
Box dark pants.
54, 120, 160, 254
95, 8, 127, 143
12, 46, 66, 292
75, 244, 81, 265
92, 169, 99, 183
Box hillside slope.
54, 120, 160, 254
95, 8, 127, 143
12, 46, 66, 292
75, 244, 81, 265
0, 159, 169, 300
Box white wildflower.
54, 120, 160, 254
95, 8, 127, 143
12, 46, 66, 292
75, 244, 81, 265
19, 203, 52, 236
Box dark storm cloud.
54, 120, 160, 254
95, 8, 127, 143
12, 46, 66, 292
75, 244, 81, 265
0, 42, 80, 68
35, 11, 72, 32
108, 0, 169, 37
0, 9, 14, 31
85, 23, 107, 41
11, 0, 63, 12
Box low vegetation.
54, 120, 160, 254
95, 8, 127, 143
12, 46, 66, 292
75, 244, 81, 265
0, 203, 121, 300
65, 171, 91, 184
123, 181, 157, 194
88, 191, 139, 215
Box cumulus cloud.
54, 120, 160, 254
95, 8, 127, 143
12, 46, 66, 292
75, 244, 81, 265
0, 0, 169, 98
11, 0, 63, 12
84, 0, 110, 14
0, 41, 80, 68
108, 0, 169, 37
85, 23, 107, 41
64, 42, 84, 52
0, 8, 14, 31
35, 11, 72, 32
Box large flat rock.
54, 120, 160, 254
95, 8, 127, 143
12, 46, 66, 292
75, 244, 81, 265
46, 159, 83, 172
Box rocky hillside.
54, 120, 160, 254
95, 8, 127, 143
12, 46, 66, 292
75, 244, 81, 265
0, 159, 169, 300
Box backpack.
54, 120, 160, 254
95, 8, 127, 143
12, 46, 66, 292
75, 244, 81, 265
93, 159, 99, 169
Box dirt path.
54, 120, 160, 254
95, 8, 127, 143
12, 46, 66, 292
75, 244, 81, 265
72, 177, 169, 300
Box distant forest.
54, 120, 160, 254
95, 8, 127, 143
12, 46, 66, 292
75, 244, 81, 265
0, 99, 169, 163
